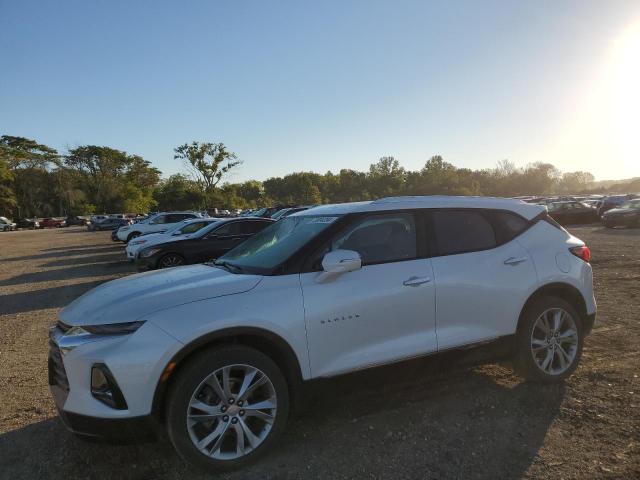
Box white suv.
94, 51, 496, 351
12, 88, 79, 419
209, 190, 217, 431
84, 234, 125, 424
49, 196, 596, 472
115, 212, 203, 242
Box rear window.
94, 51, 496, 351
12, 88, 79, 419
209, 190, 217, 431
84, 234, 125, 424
432, 211, 496, 255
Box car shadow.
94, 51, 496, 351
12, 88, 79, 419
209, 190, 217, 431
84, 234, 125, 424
42, 252, 127, 268
0, 280, 110, 315
0, 261, 131, 288
591, 226, 640, 236
0, 353, 564, 480
4, 245, 122, 263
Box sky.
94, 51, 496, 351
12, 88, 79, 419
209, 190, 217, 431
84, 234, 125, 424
1, 0, 639, 182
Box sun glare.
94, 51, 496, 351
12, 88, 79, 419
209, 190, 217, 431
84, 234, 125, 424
609, 22, 640, 175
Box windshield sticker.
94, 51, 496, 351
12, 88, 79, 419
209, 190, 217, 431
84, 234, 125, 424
308, 217, 338, 224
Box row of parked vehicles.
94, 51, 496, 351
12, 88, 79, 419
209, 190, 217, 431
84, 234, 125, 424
0, 215, 91, 231
98, 207, 314, 270
516, 193, 640, 228
50, 195, 596, 473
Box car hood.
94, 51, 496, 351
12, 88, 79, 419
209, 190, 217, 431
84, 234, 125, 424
59, 265, 263, 326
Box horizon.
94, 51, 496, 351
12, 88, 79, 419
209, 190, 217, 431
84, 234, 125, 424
2, 0, 639, 182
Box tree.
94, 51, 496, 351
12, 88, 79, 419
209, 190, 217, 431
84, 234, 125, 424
154, 174, 205, 211
1, 135, 61, 217
173, 142, 241, 208
0, 157, 16, 215
65, 146, 160, 213
368, 156, 405, 198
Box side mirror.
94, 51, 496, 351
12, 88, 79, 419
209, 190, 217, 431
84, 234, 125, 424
322, 249, 362, 274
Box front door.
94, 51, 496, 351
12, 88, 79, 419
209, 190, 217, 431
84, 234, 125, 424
300, 212, 437, 378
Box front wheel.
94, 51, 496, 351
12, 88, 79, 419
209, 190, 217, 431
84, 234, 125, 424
166, 346, 289, 473
158, 253, 186, 268
126, 231, 141, 242
513, 296, 584, 383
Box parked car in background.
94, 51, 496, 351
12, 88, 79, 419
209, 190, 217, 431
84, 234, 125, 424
125, 218, 221, 262
136, 217, 274, 269
15, 218, 40, 229
40, 217, 66, 228
49, 196, 595, 473
116, 212, 204, 242
0, 216, 16, 231
65, 215, 89, 227
88, 217, 129, 231
547, 201, 599, 226
270, 206, 313, 221
598, 194, 638, 216
602, 199, 640, 228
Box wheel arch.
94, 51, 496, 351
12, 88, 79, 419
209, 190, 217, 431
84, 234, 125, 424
518, 282, 589, 334
151, 326, 304, 422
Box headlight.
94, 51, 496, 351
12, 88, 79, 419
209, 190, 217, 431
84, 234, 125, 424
63, 321, 145, 336
120, 226, 130, 231
131, 239, 147, 246
140, 247, 162, 258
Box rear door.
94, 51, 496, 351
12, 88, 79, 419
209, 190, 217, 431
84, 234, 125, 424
427, 209, 538, 350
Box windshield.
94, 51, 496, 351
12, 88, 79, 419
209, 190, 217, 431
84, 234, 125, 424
216, 215, 340, 273
620, 199, 640, 209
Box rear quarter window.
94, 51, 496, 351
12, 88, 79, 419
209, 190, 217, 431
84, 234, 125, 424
431, 211, 496, 256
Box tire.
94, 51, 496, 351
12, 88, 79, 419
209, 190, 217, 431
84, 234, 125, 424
158, 253, 186, 269
126, 231, 141, 242
513, 296, 584, 383
166, 345, 289, 473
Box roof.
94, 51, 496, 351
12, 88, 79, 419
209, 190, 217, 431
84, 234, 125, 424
295, 196, 546, 220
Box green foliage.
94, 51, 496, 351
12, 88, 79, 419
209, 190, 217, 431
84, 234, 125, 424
154, 174, 205, 211
2, 133, 614, 218
173, 142, 242, 208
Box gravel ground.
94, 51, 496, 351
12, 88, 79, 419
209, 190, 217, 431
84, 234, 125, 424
0, 226, 638, 479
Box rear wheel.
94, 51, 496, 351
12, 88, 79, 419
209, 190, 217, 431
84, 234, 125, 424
158, 253, 186, 268
166, 346, 289, 473
514, 296, 583, 383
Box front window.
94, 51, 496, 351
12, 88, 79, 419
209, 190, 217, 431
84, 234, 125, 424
216, 215, 340, 273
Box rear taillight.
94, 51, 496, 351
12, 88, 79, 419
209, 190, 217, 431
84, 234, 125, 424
569, 245, 591, 263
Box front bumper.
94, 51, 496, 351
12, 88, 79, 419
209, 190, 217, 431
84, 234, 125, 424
135, 255, 159, 271
47, 321, 182, 441
57, 410, 158, 444
603, 215, 636, 227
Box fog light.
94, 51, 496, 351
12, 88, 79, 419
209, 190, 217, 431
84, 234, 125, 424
91, 364, 128, 410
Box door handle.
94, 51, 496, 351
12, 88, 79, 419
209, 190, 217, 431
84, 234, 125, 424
403, 276, 431, 287
503, 256, 528, 266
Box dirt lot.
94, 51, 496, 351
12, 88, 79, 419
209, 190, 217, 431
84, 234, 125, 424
0, 226, 638, 479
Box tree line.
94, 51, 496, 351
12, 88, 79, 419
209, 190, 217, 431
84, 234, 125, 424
0, 134, 635, 218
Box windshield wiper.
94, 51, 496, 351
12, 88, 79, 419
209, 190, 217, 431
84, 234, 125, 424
212, 260, 243, 274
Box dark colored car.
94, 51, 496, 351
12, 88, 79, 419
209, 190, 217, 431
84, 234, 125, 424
89, 217, 130, 231
65, 215, 89, 226
547, 201, 599, 226
15, 218, 40, 229
602, 199, 640, 228
136, 217, 274, 270
40, 217, 66, 228
598, 194, 638, 216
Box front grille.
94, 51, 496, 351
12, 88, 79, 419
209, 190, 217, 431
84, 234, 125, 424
48, 339, 69, 392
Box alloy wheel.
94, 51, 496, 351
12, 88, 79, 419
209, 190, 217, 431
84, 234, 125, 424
160, 255, 184, 268
186, 364, 277, 461
530, 307, 579, 375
